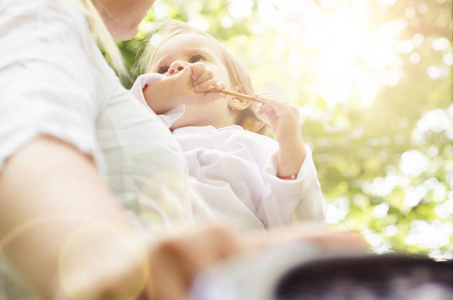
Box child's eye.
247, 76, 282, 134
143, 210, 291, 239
190, 54, 206, 63
157, 66, 169, 74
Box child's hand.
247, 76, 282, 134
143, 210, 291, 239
168, 62, 225, 106
191, 62, 225, 95
254, 92, 302, 145
142, 61, 225, 115
254, 92, 306, 178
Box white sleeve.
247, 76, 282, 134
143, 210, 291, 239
130, 73, 165, 108
130, 73, 185, 128
0, 2, 99, 170
257, 146, 326, 227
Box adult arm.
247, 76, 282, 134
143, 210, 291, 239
0, 137, 248, 300
0, 138, 354, 300
0, 136, 147, 299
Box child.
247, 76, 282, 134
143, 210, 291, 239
131, 20, 326, 229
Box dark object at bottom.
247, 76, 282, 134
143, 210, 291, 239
190, 244, 453, 300
276, 255, 453, 300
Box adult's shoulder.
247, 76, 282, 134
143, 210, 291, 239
2, 0, 86, 26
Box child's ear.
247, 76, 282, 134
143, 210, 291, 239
228, 85, 250, 111
228, 97, 250, 111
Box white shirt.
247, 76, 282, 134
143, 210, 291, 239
0, 0, 195, 230
0, 2, 206, 297
132, 73, 326, 229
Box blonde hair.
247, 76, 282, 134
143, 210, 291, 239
141, 20, 268, 135
65, 0, 128, 77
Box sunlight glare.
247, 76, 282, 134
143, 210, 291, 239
221, 16, 233, 28
409, 52, 421, 64
435, 199, 453, 219
443, 53, 453, 65
153, 2, 168, 19
383, 225, 397, 237
228, 0, 253, 19
379, 0, 397, 5
399, 150, 429, 177
405, 220, 452, 249
432, 37, 450, 51
259, 0, 407, 106
363, 175, 398, 197
403, 186, 427, 208
373, 202, 390, 219
326, 196, 350, 224
188, 19, 210, 31
416, 109, 453, 133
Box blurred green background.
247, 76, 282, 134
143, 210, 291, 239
116, 0, 453, 258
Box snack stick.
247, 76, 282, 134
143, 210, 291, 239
209, 86, 260, 102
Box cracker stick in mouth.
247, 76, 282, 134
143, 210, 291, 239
209, 86, 260, 102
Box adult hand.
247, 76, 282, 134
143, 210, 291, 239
146, 224, 244, 300
54, 222, 151, 300
145, 222, 367, 300
56, 223, 243, 300
56, 222, 366, 300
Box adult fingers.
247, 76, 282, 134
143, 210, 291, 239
246, 222, 368, 253
146, 222, 366, 300
148, 223, 244, 300
57, 225, 150, 300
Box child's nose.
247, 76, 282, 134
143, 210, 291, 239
168, 61, 186, 76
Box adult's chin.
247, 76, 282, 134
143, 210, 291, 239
110, 26, 140, 41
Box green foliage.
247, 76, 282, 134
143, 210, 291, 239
116, 0, 453, 258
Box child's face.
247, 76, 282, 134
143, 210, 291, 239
151, 33, 237, 130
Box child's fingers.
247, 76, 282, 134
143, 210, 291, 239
169, 66, 198, 99
214, 81, 225, 90
194, 79, 224, 93
254, 95, 285, 116
174, 64, 196, 83
256, 103, 272, 114
191, 62, 214, 85
256, 104, 279, 123
254, 94, 283, 111
190, 62, 206, 81
254, 92, 286, 105
194, 70, 214, 86
254, 92, 299, 116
